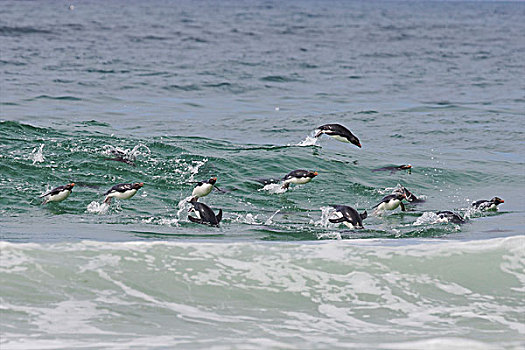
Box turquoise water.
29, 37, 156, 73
1, 0, 524, 348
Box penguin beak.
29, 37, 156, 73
70, 183, 75, 187
356, 142, 362, 148
138, 182, 144, 187
313, 171, 318, 176
212, 177, 217, 181
499, 199, 504, 203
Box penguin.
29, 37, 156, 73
395, 185, 425, 204
372, 165, 412, 174
281, 170, 318, 190
314, 124, 361, 148
329, 205, 367, 229
188, 198, 222, 227
188, 177, 221, 201
103, 182, 143, 204
104, 149, 136, 166
39, 183, 75, 205
436, 211, 466, 224
472, 197, 504, 211
373, 193, 407, 212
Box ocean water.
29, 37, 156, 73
1, 0, 524, 348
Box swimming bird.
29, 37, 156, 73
40, 183, 75, 205
329, 205, 367, 229
472, 197, 504, 211
103, 182, 143, 204
373, 193, 407, 213
188, 177, 221, 201
281, 170, 318, 190
315, 124, 361, 148
436, 211, 466, 224
372, 165, 412, 174
188, 198, 222, 227
395, 185, 425, 204
104, 149, 136, 166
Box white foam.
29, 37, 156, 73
30, 144, 45, 164
260, 183, 287, 194
310, 206, 336, 228
87, 201, 109, 214
232, 213, 260, 225
264, 209, 280, 225
295, 135, 318, 147
141, 216, 180, 226
102, 143, 151, 159
176, 196, 193, 220
413, 212, 441, 226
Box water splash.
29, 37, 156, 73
102, 144, 151, 159
264, 209, 280, 225
187, 159, 207, 181
141, 216, 180, 226
87, 201, 110, 214
260, 183, 287, 194
30, 144, 45, 164
295, 135, 318, 147
310, 206, 336, 228
232, 213, 260, 225
176, 196, 194, 220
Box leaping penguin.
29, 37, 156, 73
373, 193, 407, 213
329, 205, 367, 229
189, 177, 221, 201
472, 197, 504, 211
315, 124, 361, 148
104, 182, 144, 204
281, 170, 318, 190
40, 183, 75, 205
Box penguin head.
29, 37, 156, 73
395, 193, 407, 201
350, 136, 361, 148
308, 171, 318, 178
132, 182, 144, 190
208, 177, 217, 185
66, 183, 75, 190
491, 197, 504, 205
399, 164, 412, 170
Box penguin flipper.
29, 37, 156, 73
360, 211, 367, 220
281, 182, 290, 190
214, 186, 225, 193
400, 202, 406, 212
216, 209, 222, 223
188, 215, 202, 224
314, 130, 323, 138
329, 217, 346, 224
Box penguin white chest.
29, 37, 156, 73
192, 183, 213, 198
378, 199, 401, 211
108, 189, 137, 200
484, 203, 497, 211
48, 190, 71, 202
330, 134, 350, 143
287, 177, 311, 185
343, 221, 357, 228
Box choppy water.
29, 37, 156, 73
1, 0, 524, 348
